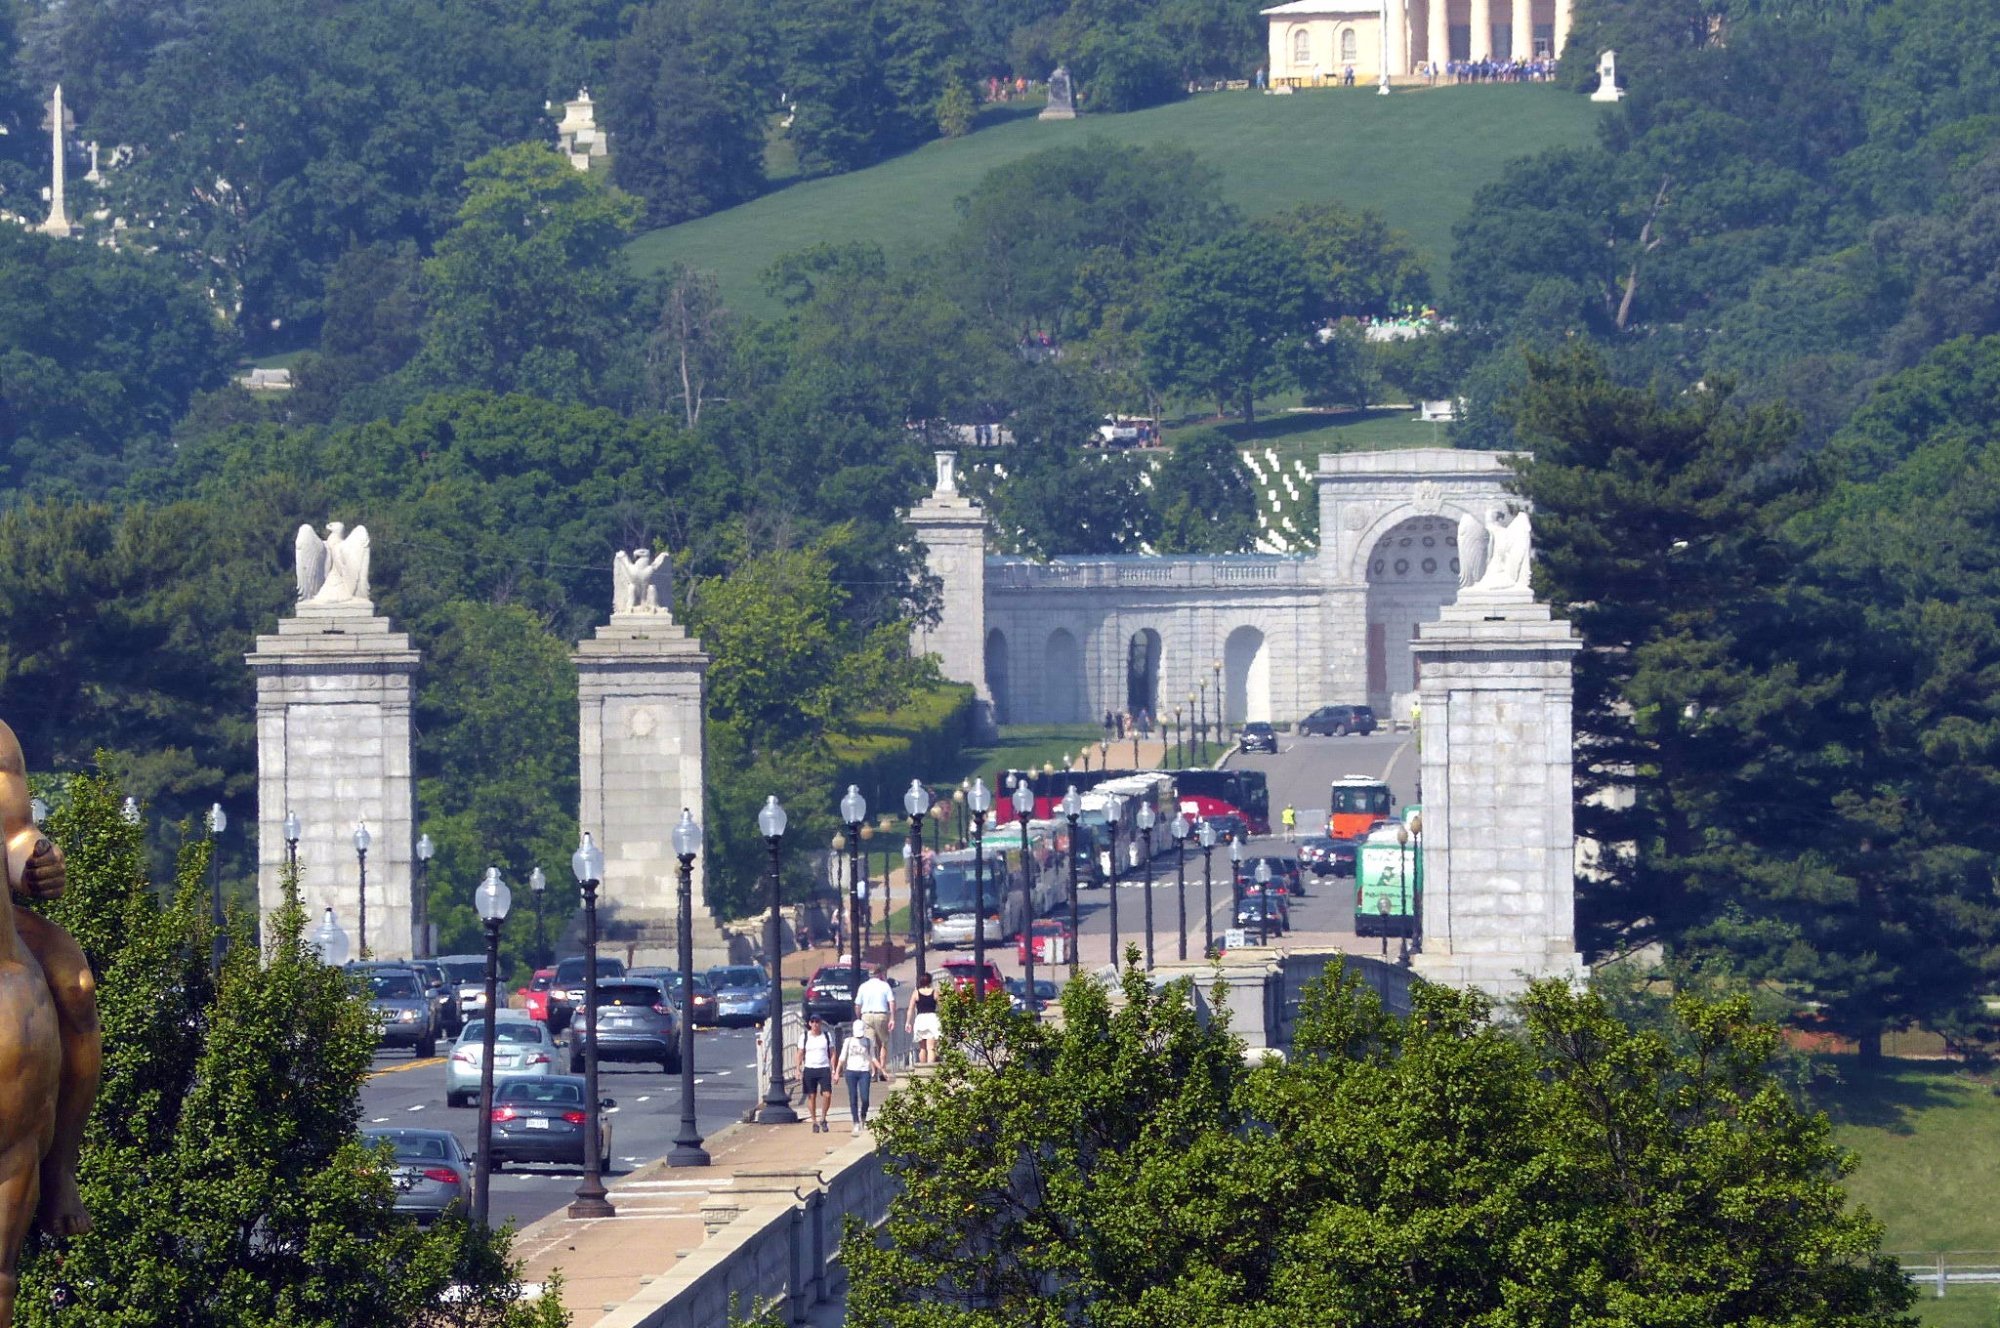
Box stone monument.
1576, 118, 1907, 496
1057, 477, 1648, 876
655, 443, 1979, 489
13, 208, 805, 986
38, 85, 69, 240
1410, 506, 1587, 998
907, 452, 996, 737
1040, 65, 1077, 121
1590, 49, 1624, 102
248, 521, 420, 959
555, 88, 611, 170
573, 554, 732, 968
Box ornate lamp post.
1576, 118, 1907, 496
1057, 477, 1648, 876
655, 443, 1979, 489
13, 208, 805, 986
968, 778, 992, 981
1197, 818, 1218, 956
1408, 810, 1424, 954
284, 810, 301, 873
416, 833, 435, 959
840, 786, 867, 1002
1172, 706, 1183, 767
903, 780, 932, 980
954, 783, 967, 845
352, 821, 372, 959
1211, 659, 1223, 733
928, 799, 947, 895
1011, 777, 1037, 1016
1254, 858, 1272, 946
471, 867, 511, 1227
310, 907, 349, 967
1170, 813, 1190, 962
567, 834, 615, 1217
207, 803, 228, 975
860, 822, 877, 964
1196, 681, 1208, 755
1228, 837, 1245, 946
1098, 737, 1110, 774
121, 796, 139, 827
1103, 794, 1124, 969
1134, 801, 1156, 970
755, 797, 798, 1125
28, 798, 46, 827
528, 866, 547, 968
669, 809, 709, 1167
1061, 784, 1082, 979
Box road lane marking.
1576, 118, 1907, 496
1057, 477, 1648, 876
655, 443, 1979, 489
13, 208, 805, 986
370, 1057, 444, 1077
406, 1104, 426, 1112
371, 1116, 389, 1123
636, 1095, 652, 1103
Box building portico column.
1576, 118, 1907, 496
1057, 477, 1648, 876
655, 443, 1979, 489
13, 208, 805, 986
1385, 0, 1409, 77
1554, 0, 1573, 58
1469, 0, 1492, 60
1429, 0, 1450, 68
1511, 0, 1533, 58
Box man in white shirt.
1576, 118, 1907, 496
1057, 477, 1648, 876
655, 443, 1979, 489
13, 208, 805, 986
855, 966, 895, 1061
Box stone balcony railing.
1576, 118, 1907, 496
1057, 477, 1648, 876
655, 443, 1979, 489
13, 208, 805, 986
988, 556, 1312, 592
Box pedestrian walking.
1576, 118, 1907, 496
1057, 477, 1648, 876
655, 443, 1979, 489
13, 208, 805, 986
1281, 804, 1298, 842
835, 1021, 887, 1133
855, 965, 895, 1058
906, 971, 941, 1064
797, 1013, 835, 1132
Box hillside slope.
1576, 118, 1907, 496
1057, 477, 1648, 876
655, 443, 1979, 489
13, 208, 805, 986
627, 85, 1604, 316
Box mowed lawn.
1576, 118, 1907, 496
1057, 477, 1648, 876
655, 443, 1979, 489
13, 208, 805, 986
627, 86, 1603, 315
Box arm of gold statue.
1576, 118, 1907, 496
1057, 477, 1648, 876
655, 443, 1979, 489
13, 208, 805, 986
0, 722, 61, 901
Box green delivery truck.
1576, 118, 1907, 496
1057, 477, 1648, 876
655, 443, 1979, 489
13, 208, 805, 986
1353, 817, 1421, 938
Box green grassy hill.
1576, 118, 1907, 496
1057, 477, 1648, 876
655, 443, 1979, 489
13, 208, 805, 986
627, 86, 1604, 317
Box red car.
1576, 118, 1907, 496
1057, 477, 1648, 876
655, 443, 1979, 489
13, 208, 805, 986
1018, 918, 1074, 966
939, 959, 1005, 997
514, 968, 556, 1021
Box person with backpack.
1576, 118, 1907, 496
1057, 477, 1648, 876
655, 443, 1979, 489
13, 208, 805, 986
835, 1021, 888, 1134
796, 1013, 836, 1132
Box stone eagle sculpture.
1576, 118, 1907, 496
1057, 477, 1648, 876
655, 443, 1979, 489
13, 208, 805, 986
612, 548, 669, 615
294, 522, 372, 606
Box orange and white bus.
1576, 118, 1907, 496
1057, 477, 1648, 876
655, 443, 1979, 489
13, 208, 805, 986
1327, 776, 1394, 840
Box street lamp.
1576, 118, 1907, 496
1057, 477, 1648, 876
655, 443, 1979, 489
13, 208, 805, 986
310, 906, 349, 967
1212, 660, 1223, 732
670, 809, 709, 1167
840, 785, 867, 1003
1098, 737, 1110, 773
567, 833, 615, 1217
1229, 837, 1244, 946
416, 833, 435, 959
1196, 681, 1208, 755
471, 866, 511, 1228
120, 796, 139, 826
1061, 784, 1083, 979
1171, 813, 1190, 962
1011, 776, 1037, 1016
1103, 795, 1124, 969
28, 797, 45, 826
284, 810, 301, 872
1408, 810, 1424, 954
1254, 859, 1272, 946
953, 784, 967, 845
755, 796, 798, 1125
1172, 706, 1183, 768
528, 866, 547, 968
1134, 801, 1156, 970
968, 777, 992, 982
903, 780, 932, 981
207, 803, 228, 975
352, 822, 372, 960
1197, 818, 1218, 956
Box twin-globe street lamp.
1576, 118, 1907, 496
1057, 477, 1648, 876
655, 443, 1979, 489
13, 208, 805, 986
471, 865, 511, 1228
669, 809, 709, 1168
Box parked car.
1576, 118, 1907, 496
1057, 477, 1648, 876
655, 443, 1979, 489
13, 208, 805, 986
349, 964, 438, 1057
706, 964, 771, 1028
632, 968, 717, 1027
567, 978, 680, 1074
514, 968, 557, 1022
1236, 721, 1279, 754
804, 964, 862, 1024
406, 960, 461, 1037
486, 1075, 613, 1172
1018, 917, 1075, 966
1298, 836, 1357, 878
1233, 884, 1291, 934
546, 954, 628, 1034
1004, 977, 1059, 1013
938, 959, 1005, 997
1298, 704, 1377, 737
445, 1012, 557, 1108
1238, 854, 1304, 898
363, 1127, 469, 1224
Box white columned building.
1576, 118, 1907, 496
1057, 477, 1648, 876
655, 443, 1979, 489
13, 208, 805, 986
1265, 0, 1573, 81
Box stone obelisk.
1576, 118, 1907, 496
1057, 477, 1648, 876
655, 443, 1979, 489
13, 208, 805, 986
39, 85, 69, 239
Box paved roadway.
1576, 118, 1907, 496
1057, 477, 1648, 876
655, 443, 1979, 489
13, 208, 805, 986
359, 1024, 764, 1230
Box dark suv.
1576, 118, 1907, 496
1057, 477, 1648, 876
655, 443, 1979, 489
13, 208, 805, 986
1299, 704, 1377, 737
804, 964, 864, 1024
1236, 721, 1278, 754
349, 964, 439, 1057
567, 978, 679, 1073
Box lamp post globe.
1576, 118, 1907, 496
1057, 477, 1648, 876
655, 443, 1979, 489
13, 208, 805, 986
903, 780, 932, 977
669, 808, 709, 1167
470, 867, 511, 1229
754, 796, 797, 1124
566, 835, 616, 1217
528, 865, 547, 968
310, 907, 349, 968
120, 796, 139, 826
283, 809, 301, 871
1134, 801, 1157, 969
1253, 858, 1273, 945
206, 803, 229, 973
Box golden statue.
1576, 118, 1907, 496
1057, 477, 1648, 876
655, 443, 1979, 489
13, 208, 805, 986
0, 721, 101, 1320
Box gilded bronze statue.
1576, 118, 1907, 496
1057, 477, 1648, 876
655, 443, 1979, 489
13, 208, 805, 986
0, 720, 101, 1320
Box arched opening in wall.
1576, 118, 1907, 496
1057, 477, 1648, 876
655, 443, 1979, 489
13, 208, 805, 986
1043, 629, 1082, 723
1363, 514, 1461, 716
1223, 626, 1270, 725
985, 629, 1010, 726
1126, 629, 1161, 722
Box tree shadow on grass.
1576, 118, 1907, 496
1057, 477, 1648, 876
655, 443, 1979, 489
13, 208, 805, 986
1209, 408, 1428, 449
1808, 1056, 1973, 1135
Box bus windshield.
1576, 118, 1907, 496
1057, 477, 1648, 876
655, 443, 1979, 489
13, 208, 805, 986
1331, 785, 1393, 815
931, 865, 978, 915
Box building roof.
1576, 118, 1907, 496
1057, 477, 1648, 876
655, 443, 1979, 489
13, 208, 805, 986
1260, 0, 1380, 13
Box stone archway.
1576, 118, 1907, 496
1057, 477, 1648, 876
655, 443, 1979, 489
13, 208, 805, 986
985, 629, 1010, 725
1126, 628, 1161, 721
1362, 514, 1461, 715
1223, 625, 1270, 724
1043, 628, 1082, 723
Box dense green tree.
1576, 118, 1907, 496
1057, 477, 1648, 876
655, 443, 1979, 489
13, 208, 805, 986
848, 963, 1915, 1325
605, 0, 767, 225
1148, 427, 1257, 554
1258, 202, 1431, 319
417, 144, 644, 402
1144, 227, 1313, 420
779, 0, 969, 174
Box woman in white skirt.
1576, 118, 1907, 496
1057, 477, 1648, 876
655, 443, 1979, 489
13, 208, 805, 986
906, 971, 941, 1065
